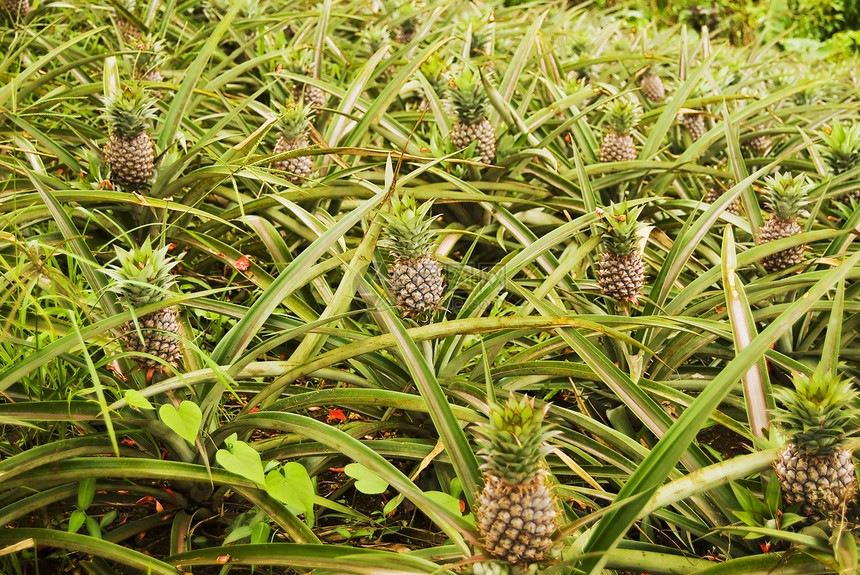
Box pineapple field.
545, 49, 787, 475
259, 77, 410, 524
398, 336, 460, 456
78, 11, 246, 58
2, 0, 860, 573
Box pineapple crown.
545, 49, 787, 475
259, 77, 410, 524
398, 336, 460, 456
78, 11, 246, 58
762, 172, 811, 221
276, 101, 312, 140
476, 395, 558, 486
377, 193, 438, 261
283, 47, 312, 75
818, 123, 860, 175
103, 86, 158, 140
361, 24, 391, 53
774, 371, 860, 457
132, 35, 167, 75
102, 238, 180, 308
447, 66, 489, 124
605, 97, 642, 136
597, 203, 645, 258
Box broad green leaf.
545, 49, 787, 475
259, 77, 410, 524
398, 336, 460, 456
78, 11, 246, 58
344, 463, 390, 495
216, 435, 266, 486
124, 390, 154, 411
78, 478, 96, 511
158, 402, 202, 445
68, 509, 86, 534
423, 491, 463, 517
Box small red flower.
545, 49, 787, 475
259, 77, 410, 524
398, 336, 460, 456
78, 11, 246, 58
235, 255, 251, 271
326, 409, 346, 423
216, 555, 230, 564
249, 407, 259, 414
459, 500, 465, 513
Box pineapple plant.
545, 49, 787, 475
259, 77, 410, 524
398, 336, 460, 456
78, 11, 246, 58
102, 87, 158, 190
475, 395, 559, 564
774, 371, 859, 520
704, 186, 741, 216
596, 203, 646, 304
448, 66, 496, 165
102, 239, 182, 367
640, 73, 665, 102
818, 122, 860, 204
1, 0, 29, 20
378, 193, 444, 315
272, 102, 314, 184
284, 48, 327, 110
599, 98, 642, 163
758, 172, 810, 272
679, 110, 706, 141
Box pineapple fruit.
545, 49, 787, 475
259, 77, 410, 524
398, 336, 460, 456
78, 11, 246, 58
640, 74, 665, 102
746, 125, 770, 156
758, 172, 810, 272
704, 186, 741, 216
1, 0, 29, 20
103, 87, 158, 190
448, 66, 496, 165
103, 239, 182, 367
475, 395, 559, 564
599, 98, 641, 163
284, 48, 327, 110
818, 122, 860, 204
775, 371, 859, 520
378, 194, 444, 315
679, 111, 706, 141
272, 102, 314, 184
133, 35, 167, 86
596, 204, 646, 304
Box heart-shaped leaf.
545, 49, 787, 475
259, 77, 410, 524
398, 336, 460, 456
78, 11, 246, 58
158, 401, 201, 445
423, 491, 463, 517
216, 439, 265, 486
344, 463, 389, 494
265, 462, 315, 521
125, 389, 154, 410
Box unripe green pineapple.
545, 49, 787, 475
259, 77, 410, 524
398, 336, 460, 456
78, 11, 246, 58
678, 111, 706, 141
378, 194, 444, 315
818, 123, 860, 205
475, 395, 559, 564
272, 102, 314, 184
599, 98, 641, 163
284, 48, 326, 110
102, 87, 158, 190
758, 172, 811, 272
1, 0, 29, 20
596, 204, 646, 303
102, 239, 182, 367
448, 66, 496, 165
774, 371, 859, 520
640, 74, 665, 102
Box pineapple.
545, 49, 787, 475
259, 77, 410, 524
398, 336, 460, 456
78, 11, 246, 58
704, 186, 741, 216
775, 371, 859, 520
448, 66, 496, 165
378, 193, 444, 315
599, 98, 641, 163
1, 0, 29, 20
102, 239, 182, 367
475, 395, 559, 564
596, 203, 646, 304
818, 122, 860, 204
758, 172, 810, 272
132, 36, 168, 99
284, 48, 327, 110
640, 74, 665, 102
678, 111, 706, 141
103, 87, 158, 190
746, 125, 770, 156
116, 0, 140, 40
272, 102, 314, 184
